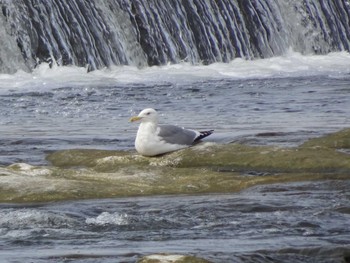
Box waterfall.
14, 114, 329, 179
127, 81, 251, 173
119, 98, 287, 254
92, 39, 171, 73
0, 0, 350, 73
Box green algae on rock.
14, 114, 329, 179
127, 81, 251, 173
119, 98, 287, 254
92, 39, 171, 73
0, 129, 349, 202
301, 128, 350, 149
47, 129, 350, 174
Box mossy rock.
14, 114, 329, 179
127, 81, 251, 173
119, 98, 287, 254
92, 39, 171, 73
2, 128, 349, 203
301, 128, 350, 149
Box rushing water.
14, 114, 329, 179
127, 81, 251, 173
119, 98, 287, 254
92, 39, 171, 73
1, 181, 350, 262
1, 52, 350, 262
2, 0, 350, 73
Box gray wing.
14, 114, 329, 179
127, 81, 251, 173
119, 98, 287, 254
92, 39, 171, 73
157, 125, 197, 145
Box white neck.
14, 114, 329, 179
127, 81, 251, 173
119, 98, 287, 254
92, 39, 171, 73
138, 121, 157, 134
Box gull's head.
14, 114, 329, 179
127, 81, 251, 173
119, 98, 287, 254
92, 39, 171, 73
130, 108, 159, 123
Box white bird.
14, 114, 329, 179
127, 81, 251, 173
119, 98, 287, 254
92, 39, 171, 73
130, 108, 213, 156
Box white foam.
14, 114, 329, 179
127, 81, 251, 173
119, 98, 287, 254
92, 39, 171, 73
212, 50, 350, 79
8, 163, 51, 177
143, 254, 185, 262
85, 212, 129, 226
0, 210, 75, 229
1, 51, 349, 93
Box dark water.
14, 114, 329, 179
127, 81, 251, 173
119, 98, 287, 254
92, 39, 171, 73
1, 180, 349, 262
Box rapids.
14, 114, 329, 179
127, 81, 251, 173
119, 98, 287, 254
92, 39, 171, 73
0, 181, 349, 262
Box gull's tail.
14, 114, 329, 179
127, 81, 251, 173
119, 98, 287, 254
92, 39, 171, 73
194, 130, 214, 142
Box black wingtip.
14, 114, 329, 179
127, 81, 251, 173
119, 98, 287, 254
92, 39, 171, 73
194, 130, 214, 142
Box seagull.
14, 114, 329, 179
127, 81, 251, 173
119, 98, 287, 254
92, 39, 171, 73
130, 108, 213, 156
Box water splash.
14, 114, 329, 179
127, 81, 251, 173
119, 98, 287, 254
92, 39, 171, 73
1, 51, 349, 92
86, 212, 129, 226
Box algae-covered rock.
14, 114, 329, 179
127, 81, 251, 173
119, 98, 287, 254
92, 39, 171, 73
301, 128, 350, 149
178, 143, 350, 173
1, 128, 350, 203
137, 254, 212, 263
46, 140, 350, 174
46, 129, 350, 174
46, 149, 133, 168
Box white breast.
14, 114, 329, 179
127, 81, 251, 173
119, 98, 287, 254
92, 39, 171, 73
135, 123, 188, 156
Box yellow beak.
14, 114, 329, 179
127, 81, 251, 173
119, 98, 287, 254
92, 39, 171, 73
129, 116, 142, 122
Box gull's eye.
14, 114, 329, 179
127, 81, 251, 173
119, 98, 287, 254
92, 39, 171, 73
146, 112, 151, 115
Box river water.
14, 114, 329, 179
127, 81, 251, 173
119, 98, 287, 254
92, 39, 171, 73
1, 180, 350, 263
0, 51, 350, 262
1, 51, 350, 165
